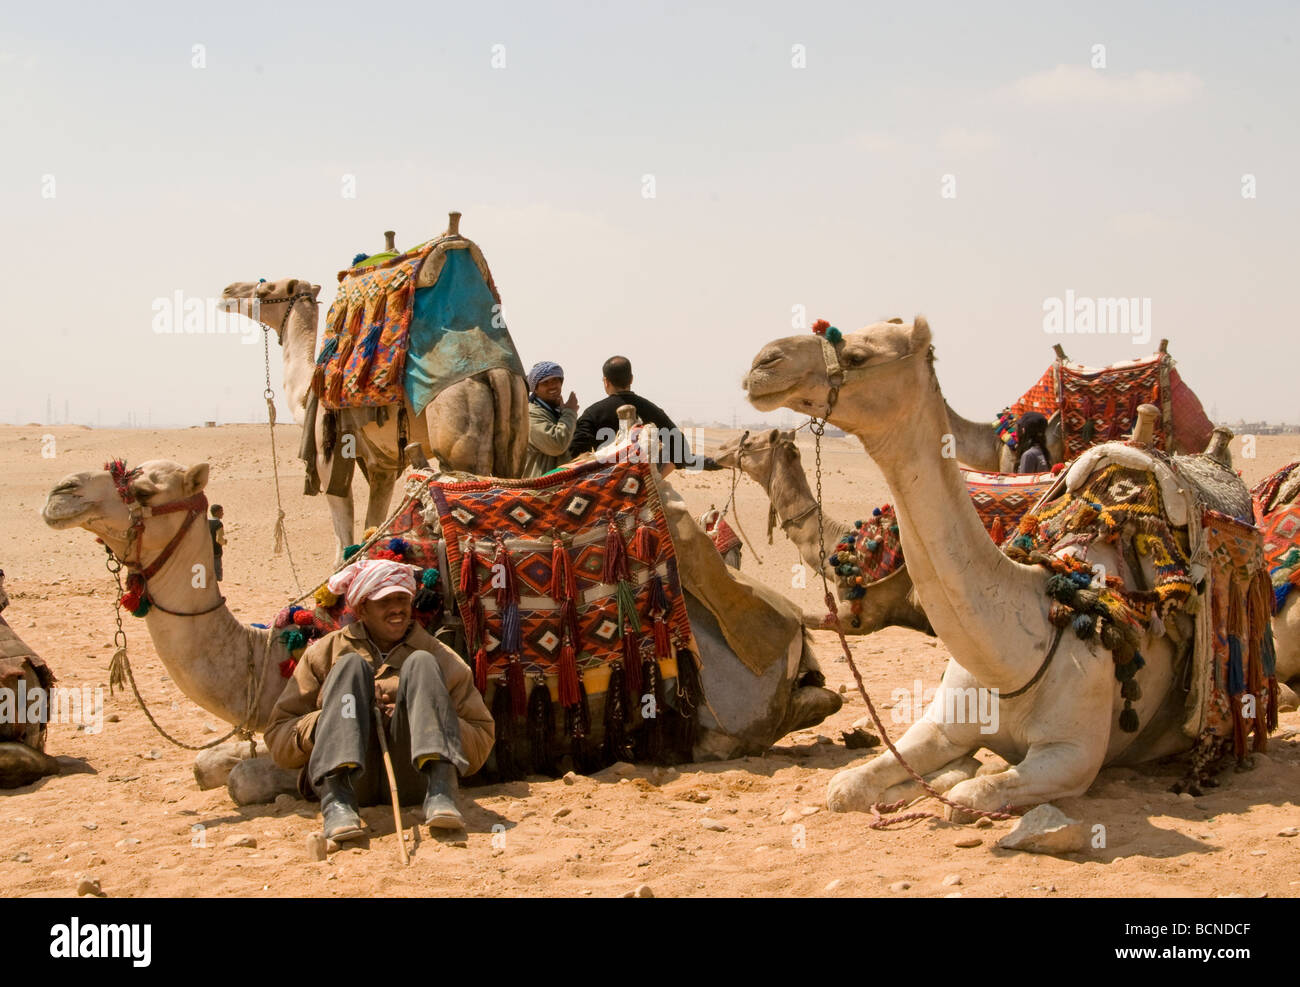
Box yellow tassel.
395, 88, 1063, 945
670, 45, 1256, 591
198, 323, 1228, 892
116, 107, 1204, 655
315, 585, 339, 607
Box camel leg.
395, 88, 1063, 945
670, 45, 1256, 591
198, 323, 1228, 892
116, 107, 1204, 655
943, 738, 1104, 815
324, 491, 355, 562
827, 715, 980, 813
363, 469, 399, 532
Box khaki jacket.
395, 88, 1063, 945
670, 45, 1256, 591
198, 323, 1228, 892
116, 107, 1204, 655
522, 398, 578, 478
264, 621, 494, 775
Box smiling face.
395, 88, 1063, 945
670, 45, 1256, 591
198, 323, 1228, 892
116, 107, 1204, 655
357, 591, 413, 648
534, 376, 564, 405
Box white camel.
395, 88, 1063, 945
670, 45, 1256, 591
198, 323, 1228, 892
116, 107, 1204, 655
744, 316, 1251, 815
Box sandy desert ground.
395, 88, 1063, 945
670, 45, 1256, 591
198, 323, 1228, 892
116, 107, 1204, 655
1, 422, 1298, 898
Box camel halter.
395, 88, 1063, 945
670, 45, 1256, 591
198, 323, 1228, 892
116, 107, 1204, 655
100, 459, 262, 751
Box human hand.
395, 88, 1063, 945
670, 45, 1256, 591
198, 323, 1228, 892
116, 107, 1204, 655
565, 391, 579, 411
374, 682, 395, 722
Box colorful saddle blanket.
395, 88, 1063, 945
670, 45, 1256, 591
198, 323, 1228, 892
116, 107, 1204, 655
316, 235, 525, 413
830, 505, 904, 599
1007, 352, 1213, 460
1004, 452, 1275, 756
1252, 462, 1300, 612
702, 513, 741, 557
961, 468, 1055, 543
432, 455, 693, 713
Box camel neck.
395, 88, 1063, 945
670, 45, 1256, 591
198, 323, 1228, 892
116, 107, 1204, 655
763, 450, 848, 572
281, 301, 319, 423
943, 400, 1001, 472
856, 365, 1049, 690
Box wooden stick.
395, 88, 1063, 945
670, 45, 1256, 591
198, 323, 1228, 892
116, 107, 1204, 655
372, 706, 410, 865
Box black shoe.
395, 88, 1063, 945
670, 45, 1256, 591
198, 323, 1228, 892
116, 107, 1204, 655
421, 760, 465, 830
319, 770, 364, 842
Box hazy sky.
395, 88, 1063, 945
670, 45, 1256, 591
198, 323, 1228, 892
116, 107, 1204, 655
4, 1, 1297, 428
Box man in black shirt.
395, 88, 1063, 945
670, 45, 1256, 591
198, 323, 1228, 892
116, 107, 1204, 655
569, 356, 720, 470
208, 504, 226, 583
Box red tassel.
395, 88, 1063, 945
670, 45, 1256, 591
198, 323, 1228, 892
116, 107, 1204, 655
311, 361, 326, 397
990, 517, 1005, 544
507, 659, 527, 717
603, 516, 629, 584
460, 540, 479, 597
559, 599, 580, 653
628, 523, 660, 565
474, 646, 489, 694
652, 617, 670, 660
558, 639, 581, 708
1231, 695, 1247, 759
622, 633, 643, 699
550, 533, 577, 603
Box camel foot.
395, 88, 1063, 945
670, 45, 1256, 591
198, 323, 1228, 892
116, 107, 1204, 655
194, 739, 268, 790
0, 741, 62, 788
880, 756, 981, 807
827, 762, 888, 814
227, 756, 301, 806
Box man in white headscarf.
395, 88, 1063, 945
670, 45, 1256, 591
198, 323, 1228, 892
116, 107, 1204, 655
265, 559, 494, 841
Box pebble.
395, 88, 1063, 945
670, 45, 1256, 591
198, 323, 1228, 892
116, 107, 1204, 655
222, 835, 257, 849
944, 892, 963, 899
942, 873, 963, 886
76, 877, 104, 897
974, 817, 993, 829
562, 771, 578, 785
115, 838, 141, 848
699, 818, 728, 832
620, 884, 655, 898
552, 807, 572, 820
824, 879, 842, 893
106, 714, 120, 723
451, 840, 468, 849
306, 833, 327, 861
954, 838, 982, 848
1250, 849, 1267, 856
143, 750, 162, 760
888, 881, 911, 892
14, 852, 32, 863
1278, 828, 1299, 838
779, 807, 801, 825
203, 722, 219, 733
82, 822, 97, 831
274, 794, 298, 810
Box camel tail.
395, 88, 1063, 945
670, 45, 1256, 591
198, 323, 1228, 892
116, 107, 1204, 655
486, 369, 528, 477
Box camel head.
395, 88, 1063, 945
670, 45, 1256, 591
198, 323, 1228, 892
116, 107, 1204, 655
42, 460, 211, 561
743, 316, 934, 440
713, 428, 800, 485
221, 278, 320, 344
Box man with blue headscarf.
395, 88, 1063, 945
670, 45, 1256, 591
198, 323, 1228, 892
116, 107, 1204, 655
522, 361, 579, 477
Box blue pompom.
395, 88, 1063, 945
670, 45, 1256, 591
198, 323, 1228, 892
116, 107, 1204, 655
352, 252, 369, 266
854, 519, 863, 528
872, 507, 882, 516
825, 326, 842, 344
866, 539, 880, 551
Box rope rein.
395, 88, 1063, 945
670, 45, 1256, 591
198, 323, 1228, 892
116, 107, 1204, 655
262, 294, 309, 598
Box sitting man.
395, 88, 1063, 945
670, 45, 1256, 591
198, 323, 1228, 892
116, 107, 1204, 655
522, 360, 579, 477
265, 559, 494, 841
569, 355, 721, 470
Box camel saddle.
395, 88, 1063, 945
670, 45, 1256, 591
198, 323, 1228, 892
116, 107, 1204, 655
0, 616, 55, 751
315, 229, 525, 414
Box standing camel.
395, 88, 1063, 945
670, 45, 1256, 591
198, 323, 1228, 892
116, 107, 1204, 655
223, 273, 528, 560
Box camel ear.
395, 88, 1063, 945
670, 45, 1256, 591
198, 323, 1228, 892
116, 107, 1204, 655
886, 317, 904, 324
182, 463, 210, 496
767, 429, 780, 443
311, 283, 321, 299
910, 315, 932, 352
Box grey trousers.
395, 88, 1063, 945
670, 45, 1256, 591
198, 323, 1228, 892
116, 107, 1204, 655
307, 650, 467, 806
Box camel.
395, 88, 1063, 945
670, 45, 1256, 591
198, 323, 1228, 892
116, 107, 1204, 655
744, 316, 1251, 815
42, 457, 841, 791
944, 401, 1063, 472
712, 429, 931, 636
223, 243, 530, 560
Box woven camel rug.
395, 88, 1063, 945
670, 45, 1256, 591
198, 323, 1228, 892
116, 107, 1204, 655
1005, 352, 1212, 460
315, 235, 525, 414
961, 468, 1056, 543
1200, 510, 1277, 757
430, 455, 693, 715
1252, 462, 1300, 612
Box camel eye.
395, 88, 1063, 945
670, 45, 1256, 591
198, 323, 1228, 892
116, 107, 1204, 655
843, 349, 870, 366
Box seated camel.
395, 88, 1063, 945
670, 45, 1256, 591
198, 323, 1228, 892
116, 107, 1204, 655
0, 569, 66, 788
745, 316, 1266, 815
42, 454, 841, 802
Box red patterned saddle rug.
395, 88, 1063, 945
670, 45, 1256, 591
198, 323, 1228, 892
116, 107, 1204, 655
431, 456, 693, 712
1007, 351, 1212, 461
1252, 462, 1300, 613
961, 468, 1055, 543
